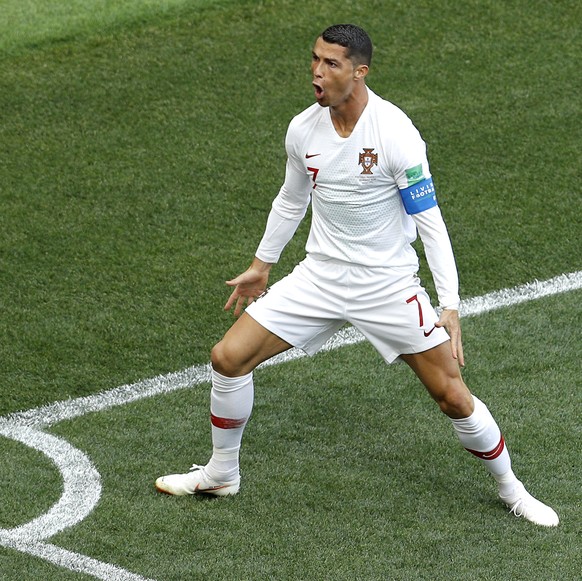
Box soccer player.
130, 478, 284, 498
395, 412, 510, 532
156, 24, 558, 526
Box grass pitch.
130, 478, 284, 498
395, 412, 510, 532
0, 0, 580, 579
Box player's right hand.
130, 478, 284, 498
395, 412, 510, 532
224, 258, 273, 317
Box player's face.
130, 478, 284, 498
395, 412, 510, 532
311, 37, 364, 108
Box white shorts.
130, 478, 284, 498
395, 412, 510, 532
245, 255, 449, 363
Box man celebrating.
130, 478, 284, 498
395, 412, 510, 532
156, 24, 558, 526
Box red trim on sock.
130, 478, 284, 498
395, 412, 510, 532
465, 434, 505, 460
210, 413, 246, 429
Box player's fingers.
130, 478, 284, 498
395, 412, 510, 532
224, 288, 239, 311
232, 296, 242, 318
443, 318, 457, 353
450, 326, 464, 366
456, 339, 465, 367
449, 329, 458, 359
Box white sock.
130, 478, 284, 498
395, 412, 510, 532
451, 395, 518, 494
205, 368, 254, 482
493, 469, 522, 500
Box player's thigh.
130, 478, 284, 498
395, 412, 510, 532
211, 313, 292, 377
245, 259, 346, 356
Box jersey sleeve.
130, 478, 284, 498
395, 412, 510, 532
389, 116, 438, 215
411, 205, 460, 310
255, 123, 312, 264
383, 110, 458, 307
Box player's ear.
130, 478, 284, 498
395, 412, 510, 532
354, 64, 369, 81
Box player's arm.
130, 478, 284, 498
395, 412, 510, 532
224, 130, 312, 317
254, 154, 312, 264
397, 173, 463, 363
392, 119, 463, 363
410, 204, 464, 365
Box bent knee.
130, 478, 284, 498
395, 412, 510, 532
435, 384, 474, 419
210, 340, 250, 377
211, 341, 236, 377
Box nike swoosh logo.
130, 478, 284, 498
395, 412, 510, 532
305, 153, 321, 159
423, 325, 437, 337
195, 483, 230, 493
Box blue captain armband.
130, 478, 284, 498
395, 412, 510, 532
399, 177, 438, 215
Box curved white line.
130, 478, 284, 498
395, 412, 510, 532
0, 423, 101, 541
0, 270, 580, 579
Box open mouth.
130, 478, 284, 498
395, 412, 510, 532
313, 82, 324, 99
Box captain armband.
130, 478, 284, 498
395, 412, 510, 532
398, 177, 438, 215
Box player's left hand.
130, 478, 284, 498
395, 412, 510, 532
436, 308, 464, 367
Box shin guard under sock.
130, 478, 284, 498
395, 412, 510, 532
205, 368, 254, 481
451, 396, 517, 491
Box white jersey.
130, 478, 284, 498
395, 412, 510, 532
256, 87, 460, 309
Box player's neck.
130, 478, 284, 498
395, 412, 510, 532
330, 85, 368, 138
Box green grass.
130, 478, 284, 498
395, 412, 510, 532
5, 291, 574, 581
0, 0, 222, 54
0, 0, 581, 579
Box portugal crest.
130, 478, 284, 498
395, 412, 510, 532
358, 148, 378, 175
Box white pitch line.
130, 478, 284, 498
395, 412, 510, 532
0, 270, 580, 580
0, 535, 154, 581
6, 270, 581, 430
2, 364, 213, 430
0, 423, 101, 541
459, 271, 582, 317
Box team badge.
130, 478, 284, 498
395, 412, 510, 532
358, 148, 378, 175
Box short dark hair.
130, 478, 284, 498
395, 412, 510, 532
320, 24, 373, 67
